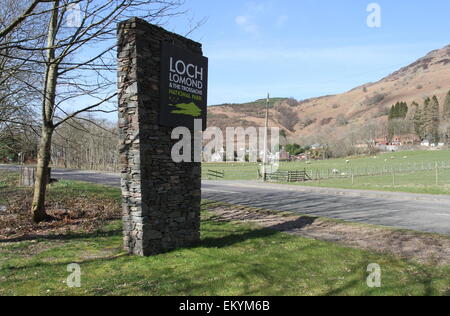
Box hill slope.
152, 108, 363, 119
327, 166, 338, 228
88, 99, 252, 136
208, 44, 450, 141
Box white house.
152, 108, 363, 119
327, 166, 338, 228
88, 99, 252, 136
421, 140, 430, 147
210, 152, 224, 162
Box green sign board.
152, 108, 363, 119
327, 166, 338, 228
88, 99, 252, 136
160, 42, 208, 130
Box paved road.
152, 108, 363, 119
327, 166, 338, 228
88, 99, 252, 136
2, 165, 450, 235
0, 165, 121, 187
203, 181, 450, 235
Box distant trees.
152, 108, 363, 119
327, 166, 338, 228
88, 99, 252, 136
430, 96, 441, 144
275, 104, 298, 132
443, 90, 450, 122
377, 90, 450, 145
413, 102, 426, 140
442, 90, 450, 144
411, 96, 441, 144
410, 90, 450, 144
0, 123, 38, 162
284, 144, 304, 156
51, 118, 118, 172
388, 102, 408, 120
388, 102, 409, 140
297, 120, 385, 159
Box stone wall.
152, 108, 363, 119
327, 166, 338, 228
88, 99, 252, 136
117, 18, 202, 256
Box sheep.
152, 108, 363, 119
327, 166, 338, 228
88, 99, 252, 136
332, 169, 340, 175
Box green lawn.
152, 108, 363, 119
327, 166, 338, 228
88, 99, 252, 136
203, 150, 450, 195
1, 213, 449, 296
203, 150, 450, 177
296, 169, 450, 195
1, 174, 449, 296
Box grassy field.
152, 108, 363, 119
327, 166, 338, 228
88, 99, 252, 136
296, 168, 450, 195
204, 149, 450, 175
203, 150, 450, 194
0, 173, 449, 296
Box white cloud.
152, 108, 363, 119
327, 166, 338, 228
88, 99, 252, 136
245, 1, 270, 14
276, 15, 289, 27
234, 2, 288, 36
235, 15, 260, 36
235, 15, 249, 25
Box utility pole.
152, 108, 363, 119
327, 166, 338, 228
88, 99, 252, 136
262, 93, 270, 181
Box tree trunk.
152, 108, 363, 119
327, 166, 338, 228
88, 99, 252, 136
31, 127, 53, 222
30, 0, 59, 223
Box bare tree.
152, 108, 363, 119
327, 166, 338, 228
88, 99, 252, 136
0, 0, 50, 39
0, 0, 45, 163
51, 116, 118, 171
0, 0, 45, 123
1, 0, 190, 222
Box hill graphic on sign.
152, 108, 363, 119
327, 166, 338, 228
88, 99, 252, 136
170, 102, 202, 117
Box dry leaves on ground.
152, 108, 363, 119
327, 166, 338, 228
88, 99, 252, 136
0, 190, 121, 240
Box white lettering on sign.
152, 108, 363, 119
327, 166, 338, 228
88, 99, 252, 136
170, 58, 204, 81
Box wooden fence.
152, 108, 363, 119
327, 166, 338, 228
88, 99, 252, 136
206, 170, 225, 180
265, 170, 311, 183
201, 160, 450, 183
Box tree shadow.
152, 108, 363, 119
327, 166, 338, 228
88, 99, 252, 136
201, 228, 278, 249
0, 229, 122, 244
201, 216, 318, 249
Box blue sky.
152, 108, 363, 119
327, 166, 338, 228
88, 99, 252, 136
166, 0, 450, 105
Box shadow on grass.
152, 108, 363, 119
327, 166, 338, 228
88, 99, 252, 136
1, 217, 448, 296
0, 229, 123, 244
201, 228, 278, 248
1, 210, 318, 248
201, 216, 318, 248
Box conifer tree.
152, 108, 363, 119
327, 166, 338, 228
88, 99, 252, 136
443, 90, 450, 122
430, 96, 440, 144
422, 97, 432, 140
412, 101, 425, 139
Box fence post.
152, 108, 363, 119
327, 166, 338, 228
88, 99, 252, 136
435, 163, 438, 186
19, 167, 36, 187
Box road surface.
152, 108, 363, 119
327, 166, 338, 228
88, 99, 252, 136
2, 165, 450, 235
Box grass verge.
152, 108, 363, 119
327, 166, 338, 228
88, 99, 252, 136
0, 172, 449, 296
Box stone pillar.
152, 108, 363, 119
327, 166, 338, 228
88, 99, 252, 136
117, 18, 203, 256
